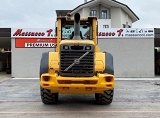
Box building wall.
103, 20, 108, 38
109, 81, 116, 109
98, 38, 155, 77
110, 7, 121, 28
11, 38, 55, 78
76, 7, 91, 18
82, 7, 90, 17
77, 8, 84, 17
128, 16, 132, 27
98, 19, 111, 28
121, 9, 132, 27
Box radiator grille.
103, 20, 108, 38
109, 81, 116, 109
59, 44, 94, 77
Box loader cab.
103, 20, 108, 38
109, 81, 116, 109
61, 21, 92, 40
55, 13, 98, 52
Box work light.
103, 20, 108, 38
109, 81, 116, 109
63, 45, 69, 50
85, 45, 91, 50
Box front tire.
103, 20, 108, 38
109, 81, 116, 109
95, 89, 114, 105
40, 52, 59, 104
40, 87, 59, 104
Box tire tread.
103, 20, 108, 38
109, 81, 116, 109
95, 89, 114, 105
40, 87, 58, 104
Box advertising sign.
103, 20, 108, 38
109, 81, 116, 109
97, 28, 154, 38
12, 28, 154, 39
15, 38, 57, 48
12, 28, 55, 38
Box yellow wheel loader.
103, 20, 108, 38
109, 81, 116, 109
40, 13, 114, 105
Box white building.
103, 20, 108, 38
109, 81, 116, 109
56, 0, 139, 28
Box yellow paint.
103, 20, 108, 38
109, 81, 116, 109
59, 40, 95, 45
55, 18, 61, 52
40, 73, 114, 94
49, 52, 59, 71
92, 18, 97, 44
95, 52, 105, 72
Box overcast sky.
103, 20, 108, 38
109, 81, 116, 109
0, 0, 159, 28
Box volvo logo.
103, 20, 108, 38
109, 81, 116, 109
74, 59, 80, 64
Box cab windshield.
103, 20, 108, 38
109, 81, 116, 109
62, 21, 92, 40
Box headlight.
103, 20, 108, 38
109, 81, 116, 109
85, 45, 91, 50
63, 45, 69, 50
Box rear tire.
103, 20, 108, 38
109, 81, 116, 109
95, 89, 114, 105
40, 87, 59, 104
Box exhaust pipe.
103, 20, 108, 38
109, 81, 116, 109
73, 13, 81, 40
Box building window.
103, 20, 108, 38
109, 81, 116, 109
90, 10, 97, 16
103, 25, 109, 28
101, 10, 107, 19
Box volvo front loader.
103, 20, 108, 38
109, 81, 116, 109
40, 13, 114, 105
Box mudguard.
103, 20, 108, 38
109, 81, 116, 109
104, 52, 114, 75
40, 52, 49, 77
